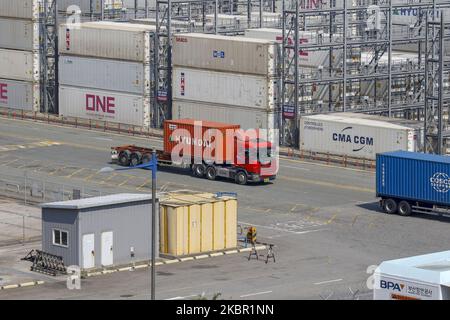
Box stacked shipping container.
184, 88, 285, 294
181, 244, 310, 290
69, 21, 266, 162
58, 21, 155, 127
0, 0, 40, 111
171, 33, 280, 142
299, 113, 423, 160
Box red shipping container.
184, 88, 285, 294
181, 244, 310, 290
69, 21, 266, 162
164, 119, 241, 164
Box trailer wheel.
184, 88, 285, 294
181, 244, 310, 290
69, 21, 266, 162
235, 171, 248, 185
118, 151, 131, 166
192, 164, 206, 177
398, 201, 412, 216
206, 166, 217, 180
130, 152, 142, 167
383, 198, 398, 214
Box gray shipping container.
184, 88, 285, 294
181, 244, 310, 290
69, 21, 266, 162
41, 194, 158, 269
59, 55, 148, 95
0, 18, 40, 51
0, 49, 40, 82
172, 33, 278, 76
0, 78, 39, 111
0, 0, 40, 20
59, 85, 150, 127
172, 99, 278, 144
59, 22, 155, 62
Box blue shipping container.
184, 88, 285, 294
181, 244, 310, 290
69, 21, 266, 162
377, 151, 450, 206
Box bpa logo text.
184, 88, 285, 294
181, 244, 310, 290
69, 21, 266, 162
380, 280, 404, 292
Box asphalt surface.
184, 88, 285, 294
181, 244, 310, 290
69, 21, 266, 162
1, 117, 450, 300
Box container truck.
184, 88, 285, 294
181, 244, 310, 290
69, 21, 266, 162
111, 119, 277, 185
377, 151, 450, 216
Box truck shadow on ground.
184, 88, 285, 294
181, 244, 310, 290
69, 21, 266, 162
357, 202, 450, 223
149, 166, 275, 187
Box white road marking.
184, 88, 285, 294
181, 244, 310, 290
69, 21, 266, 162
314, 278, 343, 285
94, 137, 113, 141
238, 221, 327, 235
240, 291, 273, 298
165, 295, 198, 300
280, 164, 311, 171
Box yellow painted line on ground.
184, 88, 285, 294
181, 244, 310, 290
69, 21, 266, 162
83, 171, 99, 182
279, 175, 373, 194
49, 166, 67, 176
118, 177, 132, 187
194, 255, 209, 260
179, 257, 194, 262
327, 214, 338, 225
210, 252, 224, 257
118, 267, 131, 272
1, 284, 19, 289
18, 282, 36, 287
17, 159, 41, 169
1, 158, 20, 166
65, 167, 86, 178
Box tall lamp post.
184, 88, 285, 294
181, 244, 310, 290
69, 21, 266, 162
99, 150, 158, 300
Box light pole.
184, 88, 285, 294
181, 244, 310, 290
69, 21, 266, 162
100, 149, 158, 300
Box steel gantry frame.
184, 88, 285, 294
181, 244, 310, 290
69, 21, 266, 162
424, 10, 450, 154
154, 0, 280, 127
41, 0, 58, 114
281, 0, 450, 146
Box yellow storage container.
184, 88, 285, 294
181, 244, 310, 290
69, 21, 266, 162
160, 191, 237, 256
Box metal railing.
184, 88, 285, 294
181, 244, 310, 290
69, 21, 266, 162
0, 173, 108, 205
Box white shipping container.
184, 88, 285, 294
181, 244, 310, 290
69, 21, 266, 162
59, 55, 148, 95
122, 0, 156, 10
0, 18, 39, 51
173, 67, 277, 110
0, 79, 39, 111
0, 49, 40, 82
59, 86, 150, 127
299, 113, 422, 160
59, 22, 155, 62
0, 0, 40, 20
244, 28, 334, 68
172, 33, 278, 76
172, 99, 278, 144
57, 0, 124, 13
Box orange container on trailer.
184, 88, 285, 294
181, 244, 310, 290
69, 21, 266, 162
164, 119, 241, 163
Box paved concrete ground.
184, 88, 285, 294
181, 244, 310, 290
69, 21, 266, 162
1, 117, 450, 300
0, 199, 41, 246
0, 242, 64, 288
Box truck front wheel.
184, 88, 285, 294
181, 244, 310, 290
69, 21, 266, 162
383, 198, 398, 214
398, 201, 412, 216
235, 171, 248, 185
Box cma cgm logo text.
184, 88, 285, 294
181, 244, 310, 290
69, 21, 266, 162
85, 94, 115, 114
380, 280, 404, 292
332, 127, 374, 152
0, 83, 7, 101
430, 172, 450, 193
